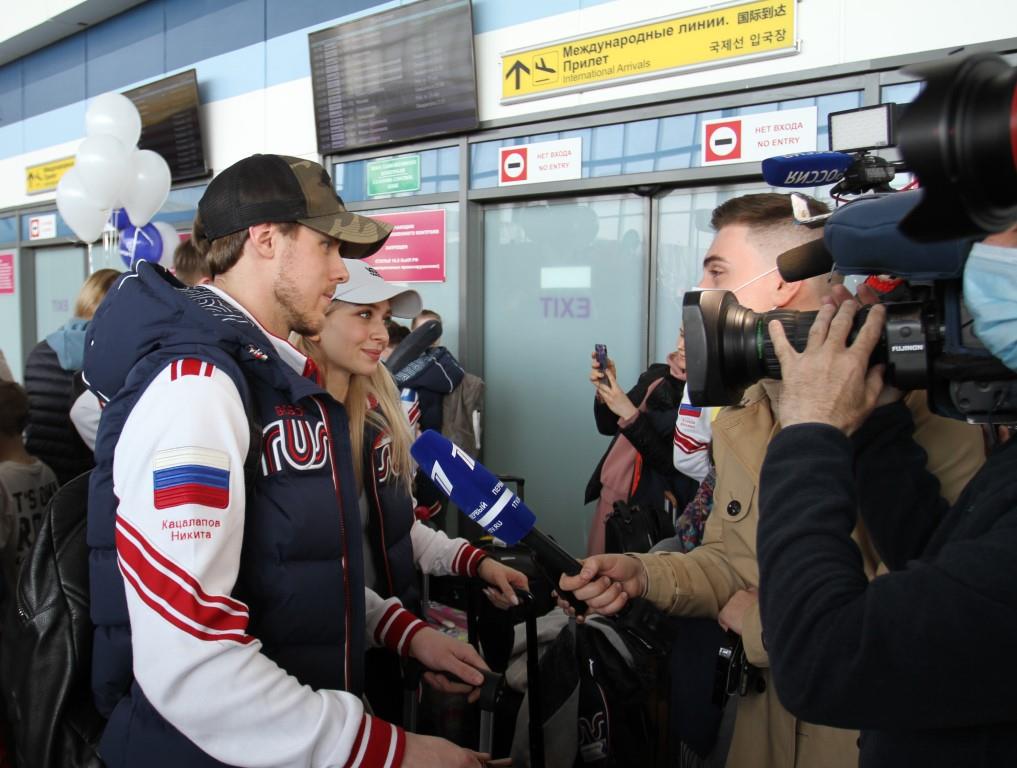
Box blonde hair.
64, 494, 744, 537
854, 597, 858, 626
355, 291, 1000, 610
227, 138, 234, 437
74, 268, 120, 319
296, 315, 415, 494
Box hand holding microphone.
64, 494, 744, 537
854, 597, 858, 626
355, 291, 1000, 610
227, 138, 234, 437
410, 430, 589, 614
557, 554, 648, 620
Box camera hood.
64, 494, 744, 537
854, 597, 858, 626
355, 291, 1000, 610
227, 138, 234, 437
823, 191, 974, 280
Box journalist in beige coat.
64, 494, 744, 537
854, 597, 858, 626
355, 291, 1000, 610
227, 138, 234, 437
562, 193, 985, 768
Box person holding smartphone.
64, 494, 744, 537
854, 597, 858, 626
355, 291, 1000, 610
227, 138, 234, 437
584, 332, 699, 555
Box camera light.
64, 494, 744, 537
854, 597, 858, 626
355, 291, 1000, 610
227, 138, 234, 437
829, 104, 896, 153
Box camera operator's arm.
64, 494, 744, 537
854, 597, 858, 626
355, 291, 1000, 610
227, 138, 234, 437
758, 300, 1017, 730
850, 398, 951, 569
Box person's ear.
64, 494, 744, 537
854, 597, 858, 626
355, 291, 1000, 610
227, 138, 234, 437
772, 277, 803, 309
248, 223, 276, 260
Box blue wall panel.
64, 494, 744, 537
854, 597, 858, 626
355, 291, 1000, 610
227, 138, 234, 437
265, 0, 381, 38
165, 0, 266, 71
1, 0, 623, 161
0, 61, 23, 127
22, 35, 86, 119
87, 2, 166, 97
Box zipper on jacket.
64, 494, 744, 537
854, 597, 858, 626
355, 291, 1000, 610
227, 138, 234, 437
313, 396, 353, 691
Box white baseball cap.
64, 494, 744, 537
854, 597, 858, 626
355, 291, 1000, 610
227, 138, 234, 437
332, 258, 422, 319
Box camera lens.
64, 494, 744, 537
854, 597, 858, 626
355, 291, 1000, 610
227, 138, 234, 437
898, 53, 1017, 240
682, 290, 891, 406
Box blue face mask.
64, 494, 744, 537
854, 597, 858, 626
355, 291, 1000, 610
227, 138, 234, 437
963, 241, 1017, 372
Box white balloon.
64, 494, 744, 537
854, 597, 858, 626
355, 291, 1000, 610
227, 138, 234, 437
151, 221, 180, 265
85, 92, 142, 148
75, 134, 130, 210
56, 168, 108, 243
121, 149, 171, 227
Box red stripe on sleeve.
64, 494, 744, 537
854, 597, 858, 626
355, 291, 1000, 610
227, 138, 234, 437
452, 544, 486, 578
117, 559, 253, 644
116, 524, 249, 636
375, 605, 426, 657
117, 515, 248, 614
344, 715, 405, 768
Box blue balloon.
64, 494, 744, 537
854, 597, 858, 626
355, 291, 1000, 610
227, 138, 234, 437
119, 224, 163, 268
111, 208, 132, 231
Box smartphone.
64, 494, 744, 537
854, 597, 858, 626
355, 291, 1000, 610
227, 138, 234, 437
594, 343, 608, 373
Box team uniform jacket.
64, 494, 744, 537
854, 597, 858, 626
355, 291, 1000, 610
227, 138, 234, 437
84, 264, 424, 768
672, 387, 712, 483
632, 382, 986, 768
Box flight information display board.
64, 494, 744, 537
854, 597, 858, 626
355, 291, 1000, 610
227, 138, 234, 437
310, 0, 479, 155
125, 70, 210, 183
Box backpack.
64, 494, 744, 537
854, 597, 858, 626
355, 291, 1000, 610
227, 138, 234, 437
512, 600, 671, 767
604, 500, 675, 554
0, 471, 103, 768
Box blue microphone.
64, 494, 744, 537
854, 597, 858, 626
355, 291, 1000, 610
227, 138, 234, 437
411, 430, 588, 613
761, 151, 854, 188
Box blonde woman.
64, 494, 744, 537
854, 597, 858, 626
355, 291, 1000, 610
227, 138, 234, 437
300, 259, 528, 722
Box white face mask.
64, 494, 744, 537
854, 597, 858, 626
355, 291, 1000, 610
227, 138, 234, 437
964, 241, 1017, 372
731, 265, 779, 295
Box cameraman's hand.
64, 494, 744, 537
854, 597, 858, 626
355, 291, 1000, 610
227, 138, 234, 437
823, 283, 902, 407
770, 298, 887, 435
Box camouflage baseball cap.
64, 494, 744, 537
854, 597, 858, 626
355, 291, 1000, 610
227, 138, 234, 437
197, 154, 392, 259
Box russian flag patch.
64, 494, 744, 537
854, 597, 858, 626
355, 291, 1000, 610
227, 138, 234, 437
679, 403, 703, 418
153, 447, 230, 510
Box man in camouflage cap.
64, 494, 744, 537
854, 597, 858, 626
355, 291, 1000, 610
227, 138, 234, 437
84, 155, 491, 767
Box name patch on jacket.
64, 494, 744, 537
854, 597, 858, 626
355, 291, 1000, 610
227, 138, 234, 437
153, 447, 230, 509
261, 417, 329, 476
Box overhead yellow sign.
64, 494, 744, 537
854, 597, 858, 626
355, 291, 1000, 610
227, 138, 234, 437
501, 0, 797, 103
25, 156, 75, 195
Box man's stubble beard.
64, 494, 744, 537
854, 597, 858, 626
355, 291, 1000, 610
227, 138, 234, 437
274, 247, 325, 337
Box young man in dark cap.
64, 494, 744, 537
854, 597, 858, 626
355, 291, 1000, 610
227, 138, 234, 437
85, 154, 490, 768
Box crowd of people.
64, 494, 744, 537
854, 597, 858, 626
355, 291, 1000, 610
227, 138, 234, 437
0, 150, 1015, 768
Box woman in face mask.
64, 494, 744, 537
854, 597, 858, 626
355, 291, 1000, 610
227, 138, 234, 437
298, 259, 528, 724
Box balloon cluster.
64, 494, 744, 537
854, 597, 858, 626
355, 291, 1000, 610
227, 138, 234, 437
55, 92, 173, 259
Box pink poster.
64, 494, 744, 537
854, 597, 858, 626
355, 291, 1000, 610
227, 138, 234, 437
0, 253, 14, 295
366, 210, 446, 283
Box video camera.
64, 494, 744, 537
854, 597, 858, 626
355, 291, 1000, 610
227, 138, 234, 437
683, 52, 1017, 423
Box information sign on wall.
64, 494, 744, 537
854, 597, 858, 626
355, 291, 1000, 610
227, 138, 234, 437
498, 138, 583, 187
701, 106, 817, 166
0, 253, 13, 295
366, 209, 446, 283
25, 156, 74, 195
500, 0, 797, 103
367, 156, 422, 197
28, 214, 57, 241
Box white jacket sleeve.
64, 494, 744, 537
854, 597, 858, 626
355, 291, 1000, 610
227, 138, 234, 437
364, 587, 426, 655
673, 388, 712, 483
113, 360, 402, 768
410, 521, 486, 578
70, 389, 101, 451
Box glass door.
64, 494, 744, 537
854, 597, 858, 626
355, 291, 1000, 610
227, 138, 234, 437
33, 245, 87, 341
482, 194, 649, 556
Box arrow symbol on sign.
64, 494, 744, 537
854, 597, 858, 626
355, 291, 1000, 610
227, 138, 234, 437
505, 59, 530, 90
